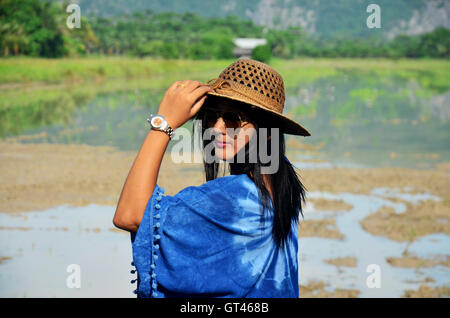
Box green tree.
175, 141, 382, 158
0, 0, 65, 57
252, 44, 272, 63
418, 27, 450, 58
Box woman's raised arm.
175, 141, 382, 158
113, 80, 212, 232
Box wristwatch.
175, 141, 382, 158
147, 114, 175, 140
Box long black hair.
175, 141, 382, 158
192, 95, 307, 248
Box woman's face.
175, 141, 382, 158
204, 100, 255, 161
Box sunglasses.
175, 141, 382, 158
202, 109, 249, 129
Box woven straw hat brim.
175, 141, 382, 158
206, 90, 311, 136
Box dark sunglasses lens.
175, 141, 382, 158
203, 110, 244, 128
204, 111, 218, 126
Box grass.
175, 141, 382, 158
0, 57, 233, 84
0, 57, 449, 88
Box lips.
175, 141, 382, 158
214, 139, 230, 148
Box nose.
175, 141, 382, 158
212, 116, 227, 133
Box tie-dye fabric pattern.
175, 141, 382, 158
130, 174, 299, 298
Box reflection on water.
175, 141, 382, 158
285, 71, 450, 169
370, 187, 441, 207
300, 188, 449, 297
0, 205, 134, 297
2, 70, 449, 169
1, 90, 162, 151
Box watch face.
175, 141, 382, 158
151, 116, 163, 128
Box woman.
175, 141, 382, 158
113, 58, 311, 298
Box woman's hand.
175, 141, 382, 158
157, 80, 212, 129
114, 80, 212, 232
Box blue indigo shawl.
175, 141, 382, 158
130, 173, 299, 298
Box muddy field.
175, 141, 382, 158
2, 139, 448, 241
0, 139, 449, 297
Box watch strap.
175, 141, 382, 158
163, 125, 175, 140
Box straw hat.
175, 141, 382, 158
205, 58, 311, 136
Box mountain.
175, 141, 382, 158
63, 0, 449, 39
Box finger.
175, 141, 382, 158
170, 81, 184, 91
173, 79, 192, 89
190, 95, 208, 116
175, 82, 188, 90
184, 80, 211, 93
183, 80, 203, 93
188, 84, 213, 100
